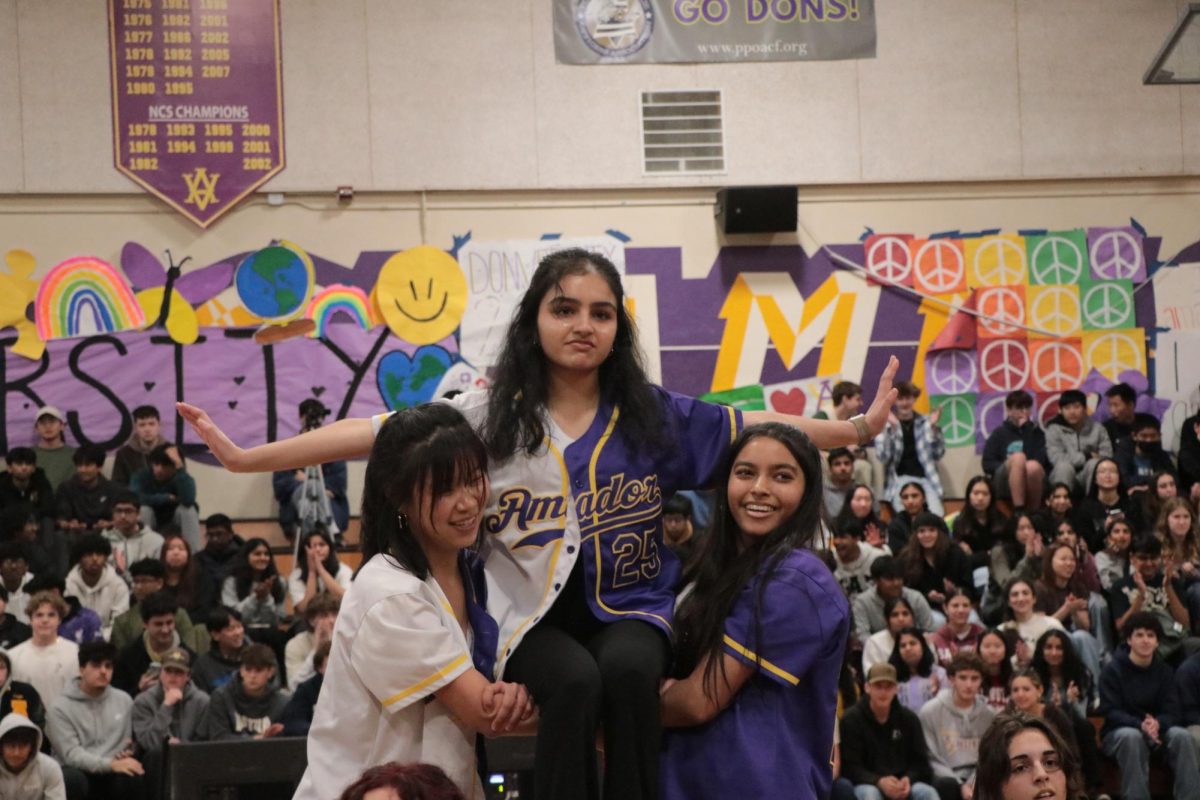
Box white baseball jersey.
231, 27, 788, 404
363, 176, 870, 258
374, 388, 741, 676
293, 554, 486, 800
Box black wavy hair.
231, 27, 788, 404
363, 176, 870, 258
889, 625, 936, 680
297, 525, 342, 584
1030, 628, 1091, 704
231, 537, 285, 604
672, 422, 824, 701
359, 403, 489, 581
480, 247, 665, 460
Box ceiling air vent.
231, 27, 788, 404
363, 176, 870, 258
640, 90, 725, 175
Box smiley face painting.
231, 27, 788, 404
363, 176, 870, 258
376, 245, 468, 345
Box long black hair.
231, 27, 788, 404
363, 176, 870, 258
297, 525, 342, 583
359, 403, 489, 581
673, 422, 824, 701
480, 248, 665, 460
890, 625, 936, 680
232, 537, 286, 603
1030, 628, 1091, 701
833, 483, 883, 535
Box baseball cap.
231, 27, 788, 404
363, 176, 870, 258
36, 406, 65, 423
866, 663, 898, 685
160, 648, 191, 671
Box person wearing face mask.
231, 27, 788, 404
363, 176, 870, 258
1044, 390, 1112, 496
1115, 417, 1176, 495
982, 391, 1049, 513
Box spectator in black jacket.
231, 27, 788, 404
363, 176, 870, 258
279, 640, 329, 737
982, 391, 1049, 511
1178, 409, 1200, 502
1099, 611, 1200, 800
0, 585, 31, 650
0, 447, 55, 522
841, 663, 939, 800
1115, 416, 1176, 495
192, 515, 243, 618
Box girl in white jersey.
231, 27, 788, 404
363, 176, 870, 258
293, 404, 534, 800
181, 248, 899, 800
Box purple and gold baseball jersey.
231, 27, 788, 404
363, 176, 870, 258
374, 387, 741, 676
659, 548, 850, 800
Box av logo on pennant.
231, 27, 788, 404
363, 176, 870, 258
978, 338, 1031, 392
865, 234, 914, 286
1029, 339, 1085, 392
183, 168, 220, 212
976, 286, 1026, 338
911, 239, 966, 295
966, 235, 1027, 288
1027, 285, 1081, 339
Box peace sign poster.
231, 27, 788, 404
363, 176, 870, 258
108, 0, 285, 228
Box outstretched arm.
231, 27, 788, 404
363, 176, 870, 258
177, 402, 374, 472
744, 356, 900, 449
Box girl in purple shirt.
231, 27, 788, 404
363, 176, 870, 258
660, 422, 850, 799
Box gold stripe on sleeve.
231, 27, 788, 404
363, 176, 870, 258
722, 634, 800, 686
382, 653, 469, 706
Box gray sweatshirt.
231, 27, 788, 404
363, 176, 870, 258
0, 712, 65, 800
45, 680, 134, 774
131, 682, 210, 753
918, 692, 996, 784
1045, 416, 1112, 472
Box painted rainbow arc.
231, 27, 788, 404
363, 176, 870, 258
305, 283, 378, 337
35, 256, 146, 340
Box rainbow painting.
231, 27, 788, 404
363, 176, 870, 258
35, 256, 146, 340
305, 283, 378, 337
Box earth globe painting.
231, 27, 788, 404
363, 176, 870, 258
235, 243, 315, 321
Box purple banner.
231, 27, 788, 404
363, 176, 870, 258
109, 0, 284, 228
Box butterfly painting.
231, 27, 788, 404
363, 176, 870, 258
122, 242, 234, 345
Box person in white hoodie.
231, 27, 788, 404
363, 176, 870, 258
833, 516, 890, 602
45, 641, 146, 800
63, 534, 129, 641
101, 491, 163, 588
919, 650, 997, 800
0, 712, 65, 800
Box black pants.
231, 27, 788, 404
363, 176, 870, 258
503, 563, 669, 800
62, 766, 148, 800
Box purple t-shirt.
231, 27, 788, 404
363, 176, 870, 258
660, 548, 850, 800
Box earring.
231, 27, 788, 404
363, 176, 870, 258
397, 513, 409, 530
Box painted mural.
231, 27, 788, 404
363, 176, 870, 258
0, 223, 1184, 457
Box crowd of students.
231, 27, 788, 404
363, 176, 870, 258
812, 379, 1200, 800
0, 415, 350, 800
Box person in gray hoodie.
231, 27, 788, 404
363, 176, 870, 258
918, 650, 997, 800
0, 712, 65, 800
1045, 389, 1113, 495
131, 647, 208, 800
199, 643, 288, 741
45, 641, 147, 800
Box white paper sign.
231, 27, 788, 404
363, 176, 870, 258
457, 236, 626, 370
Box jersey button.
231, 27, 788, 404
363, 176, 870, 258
554, 583, 561, 591
566, 545, 575, 554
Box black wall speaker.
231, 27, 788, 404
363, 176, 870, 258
715, 186, 798, 234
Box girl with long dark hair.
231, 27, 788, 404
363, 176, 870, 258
977, 628, 1015, 711
660, 423, 849, 799
296, 404, 533, 800
886, 479, 929, 553
834, 483, 888, 550
888, 626, 945, 711
221, 538, 286, 629
862, 595, 917, 674
1029, 629, 1091, 719
899, 512, 975, 616
159, 532, 206, 623
180, 248, 900, 800
1076, 457, 1131, 552
287, 526, 352, 614
951, 476, 1008, 568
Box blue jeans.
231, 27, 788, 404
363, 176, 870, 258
1102, 726, 1200, 800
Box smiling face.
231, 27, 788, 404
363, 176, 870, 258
849, 486, 873, 518
247, 545, 271, 573
1009, 676, 1040, 713
1002, 729, 1067, 800
727, 437, 806, 543
1041, 635, 1064, 667
1107, 521, 1132, 553
1008, 581, 1035, 618
916, 525, 939, 552
946, 593, 972, 626
535, 271, 619, 378
1047, 486, 1071, 515
376, 246, 468, 345
1050, 546, 1076, 582
405, 470, 489, 557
